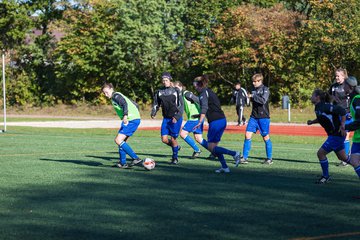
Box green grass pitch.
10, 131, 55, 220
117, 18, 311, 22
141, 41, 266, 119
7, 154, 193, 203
0, 127, 359, 240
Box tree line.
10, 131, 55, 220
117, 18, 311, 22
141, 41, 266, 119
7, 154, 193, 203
1, 0, 360, 107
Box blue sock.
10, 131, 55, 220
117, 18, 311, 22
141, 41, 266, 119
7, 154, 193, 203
216, 153, 228, 168
344, 140, 350, 155
354, 166, 360, 178
213, 146, 236, 156
201, 139, 208, 150
120, 142, 139, 160
172, 146, 179, 159
118, 147, 127, 165
319, 158, 329, 177
184, 135, 200, 152
265, 139, 272, 159
243, 139, 251, 159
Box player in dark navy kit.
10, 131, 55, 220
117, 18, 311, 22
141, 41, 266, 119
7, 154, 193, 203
102, 83, 142, 169
329, 68, 353, 166
236, 73, 273, 166
193, 75, 240, 173
173, 81, 204, 159
151, 72, 184, 164
307, 89, 348, 184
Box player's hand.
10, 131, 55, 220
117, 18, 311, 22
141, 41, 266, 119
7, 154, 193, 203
123, 116, 128, 125
172, 117, 177, 123
151, 115, 155, 119
307, 120, 312, 125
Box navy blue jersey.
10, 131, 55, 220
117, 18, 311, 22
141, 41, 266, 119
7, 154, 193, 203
250, 84, 270, 119
329, 82, 350, 113
199, 88, 225, 123
151, 87, 183, 120
315, 102, 346, 136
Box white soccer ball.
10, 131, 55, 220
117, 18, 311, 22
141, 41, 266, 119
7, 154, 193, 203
143, 158, 156, 171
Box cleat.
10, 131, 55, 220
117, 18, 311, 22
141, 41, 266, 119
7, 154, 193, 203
191, 150, 201, 159
336, 161, 348, 167
178, 145, 181, 151
233, 151, 241, 162
316, 176, 330, 184
215, 167, 230, 173
262, 158, 273, 165
130, 158, 142, 166
236, 157, 248, 167
112, 163, 132, 169
207, 153, 216, 160
170, 158, 178, 165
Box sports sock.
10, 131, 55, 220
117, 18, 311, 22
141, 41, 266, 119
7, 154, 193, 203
345, 155, 351, 164
216, 153, 228, 168
265, 139, 273, 159
201, 139, 209, 150
213, 146, 236, 156
319, 158, 329, 177
354, 166, 360, 178
118, 146, 127, 165
243, 139, 251, 159
172, 145, 179, 159
184, 135, 200, 152
344, 140, 350, 156
120, 142, 139, 160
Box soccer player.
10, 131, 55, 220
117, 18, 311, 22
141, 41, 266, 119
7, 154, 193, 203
344, 80, 360, 179
173, 81, 203, 159
329, 68, 353, 166
231, 82, 249, 126
236, 73, 273, 166
151, 72, 184, 164
102, 83, 142, 168
193, 75, 240, 173
307, 89, 347, 184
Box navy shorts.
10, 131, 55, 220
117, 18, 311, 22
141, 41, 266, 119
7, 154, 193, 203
351, 142, 360, 155
246, 117, 270, 136
161, 117, 183, 138
321, 135, 345, 153
119, 119, 141, 136
207, 118, 226, 143
182, 120, 204, 134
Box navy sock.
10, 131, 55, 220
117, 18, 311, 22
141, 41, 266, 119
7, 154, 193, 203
120, 142, 139, 160
354, 166, 360, 178
265, 139, 272, 159
243, 139, 251, 159
319, 158, 329, 177
213, 146, 236, 157
201, 139, 209, 150
184, 135, 200, 152
172, 146, 179, 159
216, 153, 228, 168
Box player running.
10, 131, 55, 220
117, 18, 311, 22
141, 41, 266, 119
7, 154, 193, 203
307, 89, 347, 184
173, 81, 204, 159
102, 83, 142, 169
151, 72, 184, 164
193, 75, 240, 173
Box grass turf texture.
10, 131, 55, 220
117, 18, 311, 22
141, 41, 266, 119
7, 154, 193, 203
0, 127, 359, 240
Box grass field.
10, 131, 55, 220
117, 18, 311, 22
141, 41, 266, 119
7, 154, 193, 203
0, 127, 359, 240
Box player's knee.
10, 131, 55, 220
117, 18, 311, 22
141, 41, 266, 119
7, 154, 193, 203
180, 131, 187, 139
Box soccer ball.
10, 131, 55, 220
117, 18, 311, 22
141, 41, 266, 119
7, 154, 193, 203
143, 158, 156, 171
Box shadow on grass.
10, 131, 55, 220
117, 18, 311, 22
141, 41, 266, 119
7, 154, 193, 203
0, 161, 359, 240
40, 158, 105, 167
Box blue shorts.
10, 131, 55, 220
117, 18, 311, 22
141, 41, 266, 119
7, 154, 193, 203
207, 118, 226, 143
161, 117, 183, 138
246, 117, 270, 137
351, 142, 360, 155
321, 135, 345, 153
182, 120, 204, 134
119, 119, 140, 136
